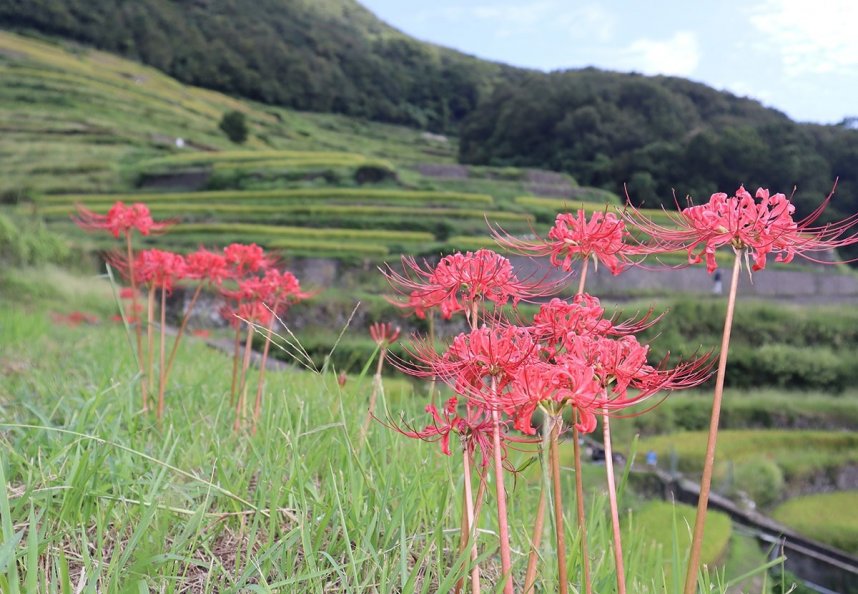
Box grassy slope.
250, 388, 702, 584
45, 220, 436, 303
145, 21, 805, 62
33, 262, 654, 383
772, 492, 858, 555
4, 30, 853, 269
0, 272, 750, 592
0, 30, 609, 259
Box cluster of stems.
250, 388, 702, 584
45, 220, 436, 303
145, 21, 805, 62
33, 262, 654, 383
385, 180, 858, 591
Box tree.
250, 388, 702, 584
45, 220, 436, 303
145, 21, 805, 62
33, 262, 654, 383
219, 111, 248, 144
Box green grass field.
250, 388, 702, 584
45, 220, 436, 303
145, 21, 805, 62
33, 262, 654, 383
637, 430, 858, 484
624, 501, 732, 591
0, 268, 783, 592
772, 492, 858, 554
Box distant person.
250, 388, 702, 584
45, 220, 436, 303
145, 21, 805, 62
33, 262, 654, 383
646, 450, 658, 467
712, 269, 723, 294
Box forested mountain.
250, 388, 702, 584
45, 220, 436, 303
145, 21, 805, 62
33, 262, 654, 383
1, 0, 857, 224
0, 0, 520, 131
459, 70, 858, 219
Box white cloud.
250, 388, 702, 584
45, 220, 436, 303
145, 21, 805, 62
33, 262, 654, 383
748, 0, 858, 76
615, 31, 700, 77
420, 1, 616, 41
471, 2, 557, 25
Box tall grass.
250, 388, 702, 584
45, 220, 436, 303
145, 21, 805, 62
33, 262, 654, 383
0, 299, 770, 592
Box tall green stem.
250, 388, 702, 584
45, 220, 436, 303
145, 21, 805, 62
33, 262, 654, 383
229, 323, 242, 406
490, 377, 514, 594
462, 446, 481, 594
146, 285, 155, 410
572, 412, 592, 594
361, 346, 386, 442
125, 232, 147, 412
549, 415, 569, 594
233, 326, 254, 433
525, 259, 590, 593
683, 250, 743, 594
163, 283, 203, 389
157, 287, 167, 422
523, 417, 551, 594
602, 410, 626, 594
252, 300, 280, 436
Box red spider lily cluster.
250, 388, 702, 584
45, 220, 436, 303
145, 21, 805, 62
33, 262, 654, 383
384, 249, 561, 322
74, 201, 173, 238
73, 201, 310, 429
397, 291, 710, 457
494, 209, 636, 275
51, 311, 100, 326
379, 184, 856, 594
625, 183, 858, 273
382, 246, 713, 594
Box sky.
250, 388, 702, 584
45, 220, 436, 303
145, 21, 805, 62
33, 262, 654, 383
359, 0, 858, 125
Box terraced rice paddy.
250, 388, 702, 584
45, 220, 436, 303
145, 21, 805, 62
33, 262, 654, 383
772, 492, 858, 554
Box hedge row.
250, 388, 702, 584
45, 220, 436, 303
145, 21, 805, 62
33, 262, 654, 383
168, 222, 433, 243
637, 430, 858, 481
39, 188, 495, 206
640, 298, 858, 391
69, 231, 390, 258
613, 391, 858, 439
136, 150, 372, 170
37, 202, 532, 223
514, 195, 676, 225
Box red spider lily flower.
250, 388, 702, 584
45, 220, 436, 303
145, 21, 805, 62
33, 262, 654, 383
384, 249, 558, 322
119, 287, 136, 300
191, 329, 211, 339
399, 325, 539, 411
110, 249, 187, 291
549, 357, 606, 433
389, 397, 496, 465
185, 248, 231, 285
258, 268, 310, 306
530, 295, 614, 352
137, 249, 187, 291
401, 290, 439, 319
223, 243, 270, 278
568, 334, 652, 399
370, 322, 401, 347
73, 201, 173, 238
222, 269, 309, 325
51, 311, 99, 326
235, 299, 274, 326
494, 209, 636, 275
567, 333, 714, 406
502, 361, 600, 435
626, 184, 858, 273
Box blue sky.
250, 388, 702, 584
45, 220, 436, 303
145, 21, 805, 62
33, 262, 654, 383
359, 0, 857, 124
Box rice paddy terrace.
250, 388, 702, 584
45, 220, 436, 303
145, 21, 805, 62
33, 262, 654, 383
0, 30, 632, 261
3, 30, 856, 278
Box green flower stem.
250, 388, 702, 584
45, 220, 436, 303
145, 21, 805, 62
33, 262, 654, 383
683, 249, 743, 594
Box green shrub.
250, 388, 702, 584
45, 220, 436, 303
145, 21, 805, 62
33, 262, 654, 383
219, 110, 248, 144
0, 211, 71, 266
728, 456, 784, 508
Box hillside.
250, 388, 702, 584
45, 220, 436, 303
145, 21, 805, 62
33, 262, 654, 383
458, 69, 858, 228
1, 1, 856, 236
0, 0, 519, 132
0, 31, 609, 261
